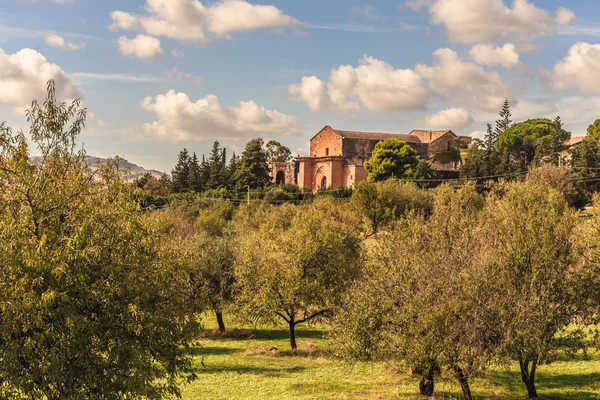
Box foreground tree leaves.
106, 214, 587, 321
234, 199, 361, 350
0, 81, 200, 399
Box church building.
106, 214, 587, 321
296, 125, 471, 192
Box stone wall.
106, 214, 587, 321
310, 127, 343, 157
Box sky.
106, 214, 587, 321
2, 0, 600, 172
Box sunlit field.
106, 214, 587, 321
181, 319, 600, 400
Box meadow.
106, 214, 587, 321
181, 319, 600, 400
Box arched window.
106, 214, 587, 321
321, 176, 327, 189
276, 171, 285, 184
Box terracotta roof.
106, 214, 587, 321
408, 129, 453, 143
332, 128, 423, 143
567, 136, 585, 146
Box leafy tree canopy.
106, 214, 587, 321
587, 118, 600, 140
364, 138, 420, 182
496, 118, 570, 167
0, 81, 200, 399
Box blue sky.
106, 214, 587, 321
1, 0, 600, 172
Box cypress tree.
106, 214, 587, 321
233, 138, 271, 190
188, 152, 201, 192
208, 141, 225, 189
172, 149, 191, 193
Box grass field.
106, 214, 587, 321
180, 319, 600, 400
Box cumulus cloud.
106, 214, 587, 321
553, 42, 600, 93
0, 47, 83, 113
415, 48, 507, 111
45, 33, 85, 51
556, 7, 576, 25
288, 56, 429, 113
141, 90, 301, 142
424, 107, 474, 129
110, 0, 298, 46
469, 43, 520, 69
552, 96, 600, 124
118, 34, 163, 60
418, 0, 575, 44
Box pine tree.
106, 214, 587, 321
207, 141, 225, 189
200, 154, 210, 190
233, 138, 271, 190
188, 152, 201, 192
483, 123, 494, 152
226, 152, 239, 189
172, 148, 191, 193
494, 98, 512, 139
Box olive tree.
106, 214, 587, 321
479, 181, 582, 399
333, 185, 495, 399
0, 81, 200, 399
235, 199, 361, 349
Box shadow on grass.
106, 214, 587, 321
197, 364, 307, 376
487, 370, 600, 400
185, 346, 240, 356
200, 327, 325, 341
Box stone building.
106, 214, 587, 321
297, 125, 471, 192
270, 161, 296, 185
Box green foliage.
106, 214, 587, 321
480, 181, 583, 398
587, 118, 600, 140
265, 140, 292, 163
235, 200, 361, 349
364, 138, 420, 182
172, 148, 191, 193
496, 118, 571, 167
349, 180, 433, 235
333, 184, 488, 398
0, 81, 200, 399
233, 138, 271, 190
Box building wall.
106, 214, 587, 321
310, 127, 343, 157
428, 132, 461, 171
270, 162, 295, 185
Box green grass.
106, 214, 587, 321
180, 318, 600, 399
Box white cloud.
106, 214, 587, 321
415, 48, 507, 111
469, 43, 520, 69
553, 42, 600, 93
289, 56, 429, 113
0, 48, 83, 114
423, 0, 575, 44
424, 107, 474, 129
469, 130, 486, 140
164, 67, 202, 84
551, 96, 600, 124
118, 34, 163, 60
141, 90, 301, 142
45, 33, 85, 51
556, 7, 576, 25
110, 0, 298, 46
171, 48, 185, 59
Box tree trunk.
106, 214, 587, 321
519, 354, 539, 399
453, 365, 472, 400
419, 369, 435, 396
215, 310, 225, 333
289, 316, 297, 350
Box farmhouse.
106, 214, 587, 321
295, 125, 471, 192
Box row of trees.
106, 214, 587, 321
168, 139, 292, 194
162, 172, 599, 400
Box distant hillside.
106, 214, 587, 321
32, 155, 165, 181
